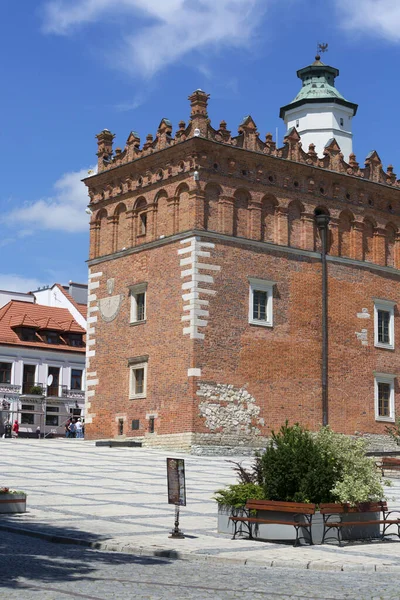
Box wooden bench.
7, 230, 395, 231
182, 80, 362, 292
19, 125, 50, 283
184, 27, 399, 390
320, 501, 400, 546
376, 457, 400, 477
230, 499, 316, 546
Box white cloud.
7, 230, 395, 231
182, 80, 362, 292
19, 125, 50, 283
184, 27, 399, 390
41, 0, 266, 77
0, 275, 43, 294
335, 0, 400, 41
3, 167, 93, 234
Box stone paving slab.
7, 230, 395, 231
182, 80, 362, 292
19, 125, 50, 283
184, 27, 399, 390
1, 438, 400, 572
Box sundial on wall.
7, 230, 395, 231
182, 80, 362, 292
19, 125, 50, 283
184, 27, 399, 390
98, 278, 124, 322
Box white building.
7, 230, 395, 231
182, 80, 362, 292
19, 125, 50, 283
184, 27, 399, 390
280, 54, 358, 161
0, 283, 87, 438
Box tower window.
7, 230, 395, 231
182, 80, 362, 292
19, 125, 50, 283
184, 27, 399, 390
248, 278, 275, 327
296, 120, 299, 128
340, 118, 344, 127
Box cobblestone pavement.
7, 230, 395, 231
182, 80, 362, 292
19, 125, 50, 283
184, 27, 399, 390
1, 439, 400, 572
2, 530, 400, 600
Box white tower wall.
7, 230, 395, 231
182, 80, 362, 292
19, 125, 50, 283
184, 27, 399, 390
284, 103, 354, 161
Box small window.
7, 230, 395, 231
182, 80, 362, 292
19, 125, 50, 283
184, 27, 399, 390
129, 362, 147, 399
69, 334, 83, 347
20, 328, 37, 341
296, 120, 299, 128
340, 118, 344, 127
248, 278, 275, 327
129, 283, 147, 324
132, 419, 140, 431
71, 369, 83, 390
118, 418, 124, 435
374, 299, 395, 349
140, 213, 147, 235
46, 406, 59, 427
43, 331, 59, 344
0, 362, 12, 384
21, 404, 35, 425
148, 416, 155, 433
374, 374, 395, 422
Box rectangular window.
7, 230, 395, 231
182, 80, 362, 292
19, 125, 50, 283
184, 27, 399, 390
0, 362, 12, 384
21, 404, 35, 425
129, 362, 147, 399
129, 283, 147, 324
46, 406, 59, 427
22, 364, 37, 394
71, 369, 83, 390
374, 373, 395, 422
69, 334, 83, 347
374, 299, 395, 349
20, 328, 37, 341
44, 331, 59, 344
47, 366, 60, 397
248, 278, 275, 327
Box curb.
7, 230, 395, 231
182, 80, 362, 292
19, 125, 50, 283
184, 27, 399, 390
1, 522, 400, 573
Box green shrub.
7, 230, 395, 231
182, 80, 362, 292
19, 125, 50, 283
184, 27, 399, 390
215, 422, 386, 508
214, 483, 265, 508
315, 427, 385, 505
260, 422, 337, 504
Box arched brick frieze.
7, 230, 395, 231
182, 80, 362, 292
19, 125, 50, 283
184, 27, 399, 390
112, 203, 127, 253
363, 217, 376, 263
385, 223, 397, 267
175, 182, 190, 234
338, 210, 354, 258
94, 208, 108, 257
204, 183, 221, 232
261, 194, 278, 243
133, 196, 148, 244
233, 189, 250, 238
287, 200, 304, 248
154, 190, 168, 238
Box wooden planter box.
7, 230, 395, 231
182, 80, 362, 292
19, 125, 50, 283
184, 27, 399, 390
0, 493, 27, 513
218, 505, 380, 545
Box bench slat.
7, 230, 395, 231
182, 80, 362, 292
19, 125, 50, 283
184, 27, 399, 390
246, 500, 315, 514
320, 502, 387, 514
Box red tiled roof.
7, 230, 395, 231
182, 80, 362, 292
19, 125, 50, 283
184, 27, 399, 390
0, 301, 86, 352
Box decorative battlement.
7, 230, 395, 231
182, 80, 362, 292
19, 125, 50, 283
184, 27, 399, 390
94, 91, 399, 189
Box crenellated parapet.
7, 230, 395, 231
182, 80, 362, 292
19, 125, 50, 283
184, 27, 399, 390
93, 90, 399, 190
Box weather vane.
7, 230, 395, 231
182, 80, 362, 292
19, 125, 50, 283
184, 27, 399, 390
317, 42, 329, 56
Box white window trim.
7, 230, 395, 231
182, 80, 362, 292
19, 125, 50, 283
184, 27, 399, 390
129, 282, 147, 324
374, 372, 396, 422
129, 362, 148, 399
248, 278, 275, 327
373, 299, 395, 350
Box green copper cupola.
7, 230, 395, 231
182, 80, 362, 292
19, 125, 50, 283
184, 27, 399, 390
280, 54, 358, 161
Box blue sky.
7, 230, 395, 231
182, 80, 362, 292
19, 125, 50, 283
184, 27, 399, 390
1, 0, 400, 292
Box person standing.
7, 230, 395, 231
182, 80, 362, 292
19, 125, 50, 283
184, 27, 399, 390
75, 418, 83, 439
12, 419, 19, 438
36, 426, 41, 439
68, 419, 76, 439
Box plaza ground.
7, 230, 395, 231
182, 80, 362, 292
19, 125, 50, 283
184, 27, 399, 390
1, 439, 400, 572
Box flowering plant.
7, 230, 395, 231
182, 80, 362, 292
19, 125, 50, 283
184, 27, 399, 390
0, 487, 25, 495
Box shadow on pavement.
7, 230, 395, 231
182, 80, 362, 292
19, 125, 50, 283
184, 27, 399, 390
0, 516, 170, 590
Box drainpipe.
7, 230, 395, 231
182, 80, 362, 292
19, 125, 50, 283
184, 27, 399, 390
315, 213, 330, 427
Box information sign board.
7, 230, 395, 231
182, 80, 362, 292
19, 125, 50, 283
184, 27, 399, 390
166, 458, 186, 506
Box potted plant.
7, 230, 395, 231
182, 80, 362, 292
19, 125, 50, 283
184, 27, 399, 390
0, 487, 27, 513
215, 423, 388, 543
30, 385, 43, 395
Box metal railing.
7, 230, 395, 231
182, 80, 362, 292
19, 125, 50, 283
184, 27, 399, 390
0, 383, 21, 395
21, 381, 45, 395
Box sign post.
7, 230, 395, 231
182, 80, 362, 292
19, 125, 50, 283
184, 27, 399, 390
166, 457, 186, 538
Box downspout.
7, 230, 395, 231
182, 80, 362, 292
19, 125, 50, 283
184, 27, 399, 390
315, 213, 330, 427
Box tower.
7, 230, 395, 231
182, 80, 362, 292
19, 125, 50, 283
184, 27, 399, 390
280, 54, 358, 161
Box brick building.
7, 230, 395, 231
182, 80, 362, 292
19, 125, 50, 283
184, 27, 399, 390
83, 55, 400, 452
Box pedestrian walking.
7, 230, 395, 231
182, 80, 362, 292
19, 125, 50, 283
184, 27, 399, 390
36, 426, 41, 439
12, 419, 19, 438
